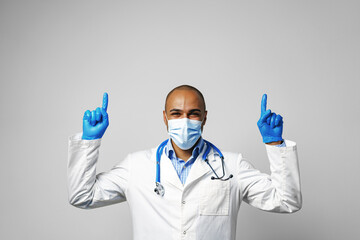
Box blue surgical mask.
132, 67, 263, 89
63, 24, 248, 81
166, 116, 202, 150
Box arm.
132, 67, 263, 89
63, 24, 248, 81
67, 133, 130, 209
237, 140, 302, 213
238, 94, 301, 212
67, 93, 130, 209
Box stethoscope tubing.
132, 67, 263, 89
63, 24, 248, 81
155, 139, 231, 188
156, 139, 169, 183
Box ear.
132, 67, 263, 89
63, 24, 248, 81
201, 110, 207, 132
203, 111, 208, 125
163, 110, 168, 129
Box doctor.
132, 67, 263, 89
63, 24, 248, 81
67, 85, 302, 240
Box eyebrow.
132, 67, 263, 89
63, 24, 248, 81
169, 108, 202, 112
189, 109, 201, 113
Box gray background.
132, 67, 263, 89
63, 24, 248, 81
0, 0, 359, 239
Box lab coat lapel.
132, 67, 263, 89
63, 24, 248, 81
185, 147, 220, 187
160, 152, 184, 191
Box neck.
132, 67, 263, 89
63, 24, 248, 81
171, 139, 198, 162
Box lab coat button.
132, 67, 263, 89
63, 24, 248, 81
183, 231, 186, 235
182, 200, 186, 204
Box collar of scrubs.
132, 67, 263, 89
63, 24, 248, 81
163, 137, 220, 163
164, 137, 205, 162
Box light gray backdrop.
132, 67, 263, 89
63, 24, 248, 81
0, 0, 359, 239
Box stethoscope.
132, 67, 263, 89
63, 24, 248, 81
154, 139, 233, 197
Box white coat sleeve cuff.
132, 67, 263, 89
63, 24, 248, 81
68, 132, 102, 147
265, 139, 295, 151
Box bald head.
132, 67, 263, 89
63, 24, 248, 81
164, 85, 206, 112
163, 85, 207, 133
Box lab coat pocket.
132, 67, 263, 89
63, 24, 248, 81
199, 180, 230, 216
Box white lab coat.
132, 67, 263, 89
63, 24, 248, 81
67, 133, 302, 240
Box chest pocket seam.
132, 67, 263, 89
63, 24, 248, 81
199, 180, 230, 216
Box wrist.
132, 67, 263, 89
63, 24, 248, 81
81, 134, 101, 140
263, 136, 283, 144
265, 140, 283, 145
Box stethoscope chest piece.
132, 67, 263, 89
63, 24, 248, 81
154, 182, 165, 197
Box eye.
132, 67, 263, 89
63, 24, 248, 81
171, 112, 181, 116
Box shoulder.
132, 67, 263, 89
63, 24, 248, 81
127, 148, 156, 160
222, 151, 243, 160
220, 151, 244, 169
221, 151, 255, 170
127, 147, 156, 160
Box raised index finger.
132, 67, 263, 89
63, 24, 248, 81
261, 93, 267, 115
102, 92, 108, 111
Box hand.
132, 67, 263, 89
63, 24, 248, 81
257, 94, 283, 143
82, 92, 109, 140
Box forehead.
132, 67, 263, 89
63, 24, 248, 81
166, 89, 204, 111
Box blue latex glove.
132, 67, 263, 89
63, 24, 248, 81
257, 94, 284, 143
82, 92, 109, 140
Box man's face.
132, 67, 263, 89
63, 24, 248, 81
163, 89, 207, 131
